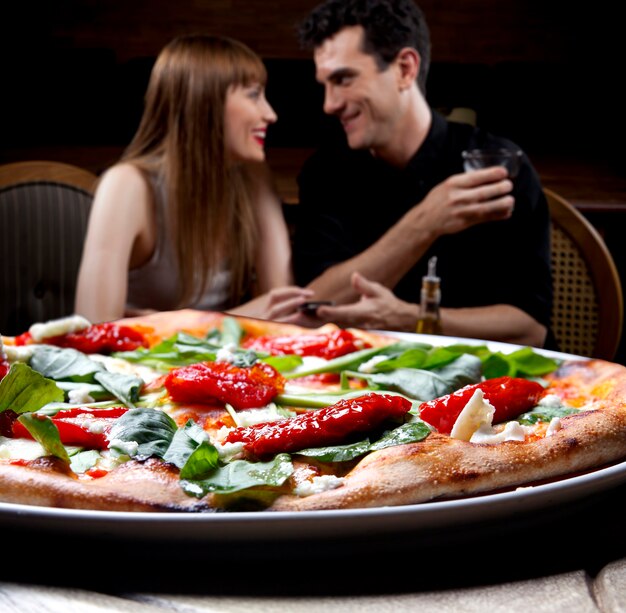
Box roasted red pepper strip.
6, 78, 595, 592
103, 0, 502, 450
224, 393, 411, 457
12, 407, 128, 449
242, 328, 369, 359
14, 323, 148, 354
0, 359, 9, 381
165, 361, 285, 410
418, 376, 545, 434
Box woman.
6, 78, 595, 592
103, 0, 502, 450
75, 34, 312, 323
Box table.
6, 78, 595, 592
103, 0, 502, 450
2, 477, 625, 612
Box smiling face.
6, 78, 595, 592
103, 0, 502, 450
314, 25, 407, 154
224, 83, 277, 163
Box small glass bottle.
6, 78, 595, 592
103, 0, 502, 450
415, 256, 442, 335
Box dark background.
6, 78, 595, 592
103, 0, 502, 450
2, 0, 625, 360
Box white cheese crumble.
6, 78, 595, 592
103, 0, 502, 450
0, 336, 6, 360
470, 420, 531, 444
358, 355, 389, 373
108, 439, 139, 457
3, 344, 38, 363
235, 403, 294, 427
215, 343, 239, 363
450, 389, 495, 441
294, 475, 345, 497
290, 356, 329, 375
538, 394, 563, 408
546, 417, 562, 436
29, 314, 91, 342
67, 386, 96, 405
89, 354, 158, 384
213, 440, 245, 460
95, 450, 128, 472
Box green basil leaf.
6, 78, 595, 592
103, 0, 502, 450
163, 420, 210, 469
30, 346, 105, 382
108, 408, 178, 459
0, 363, 64, 414
262, 354, 303, 373
179, 441, 220, 479
181, 453, 293, 496
517, 405, 580, 425
94, 371, 143, 408
506, 347, 561, 377
369, 420, 431, 450
355, 353, 482, 401
296, 439, 371, 462
17, 413, 70, 463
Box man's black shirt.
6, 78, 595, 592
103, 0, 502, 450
292, 112, 553, 336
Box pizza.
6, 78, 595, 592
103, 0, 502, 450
1, 308, 626, 513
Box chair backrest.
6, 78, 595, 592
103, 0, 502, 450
545, 187, 623, 360
0, 161, 98, 336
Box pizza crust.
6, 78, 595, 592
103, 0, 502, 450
268, 359, 626, 511
0, 457, 213, 512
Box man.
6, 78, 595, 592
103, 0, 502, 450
291, 0, 553, 348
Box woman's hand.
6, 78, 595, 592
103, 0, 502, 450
227, 286, 314, 321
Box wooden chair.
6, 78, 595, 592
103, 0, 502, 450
0, 161, 98, 335
546, 187, 623, 360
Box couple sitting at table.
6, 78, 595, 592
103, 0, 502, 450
75, 0, 552, 349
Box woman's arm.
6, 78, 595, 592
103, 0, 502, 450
247, 162, 293, 292
74, 164, 155, 323
227, 163, 313, 320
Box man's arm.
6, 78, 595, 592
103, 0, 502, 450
309, 272, 547, 347
307, 166, 514, 303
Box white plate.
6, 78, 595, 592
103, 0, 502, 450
0, 332, 617, 544
1, 459, 625, 543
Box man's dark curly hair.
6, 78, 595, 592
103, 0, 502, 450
298, 0, 431, 94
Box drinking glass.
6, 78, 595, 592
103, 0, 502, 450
462, 148, 523, 178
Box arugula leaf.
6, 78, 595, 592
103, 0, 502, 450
275, 389, 412, 409
0, 363, 64, 414
283, 346, 392, 379
220, 317, 244, 347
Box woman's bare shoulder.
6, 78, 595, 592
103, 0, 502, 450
97, 162, 150, 192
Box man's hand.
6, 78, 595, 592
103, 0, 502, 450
314, 272, 419, 330
412, 166, 514, 240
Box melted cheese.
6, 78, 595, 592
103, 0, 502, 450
29, 315, 91, 342
0, 436, 46, 461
